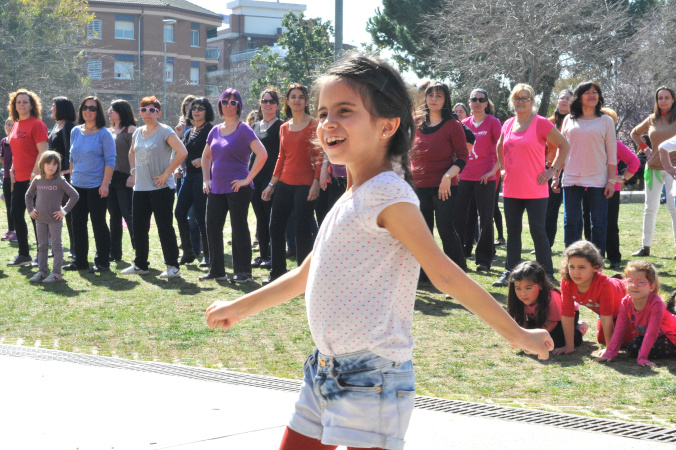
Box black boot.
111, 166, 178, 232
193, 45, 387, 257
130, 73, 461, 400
199, 235, 210, 267
179, 231, 196, 265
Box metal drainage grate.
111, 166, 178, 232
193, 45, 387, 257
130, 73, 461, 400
2, 344, 674, 444
413, 396, 676, 443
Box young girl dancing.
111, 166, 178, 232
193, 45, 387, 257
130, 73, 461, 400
25, 151, 79, 283
205, 55, 553, 450
508, 260, 584, 349
595, 261, 676, 366
553, 240, 636, 355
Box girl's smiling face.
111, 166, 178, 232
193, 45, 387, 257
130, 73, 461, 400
513, 279, 542, 306
567, 256, 598, 287
316, 79, 393, 168
625, 270, 653, 301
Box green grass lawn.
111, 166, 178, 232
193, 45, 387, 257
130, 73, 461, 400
0, 200, 675, 426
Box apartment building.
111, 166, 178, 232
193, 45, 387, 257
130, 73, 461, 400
206, 0, 306, 93
85, 0, 223, 117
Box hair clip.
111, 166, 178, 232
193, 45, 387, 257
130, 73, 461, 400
379, 77, 389, 93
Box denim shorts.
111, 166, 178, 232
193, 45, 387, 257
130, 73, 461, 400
288, 349, 416, 450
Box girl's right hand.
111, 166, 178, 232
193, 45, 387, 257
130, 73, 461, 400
206, 300, 242, 331
203, 179, 212, 194
29, 210, 38, 219
644, 147, 653, 160
593, 356, 614, 363
552, 345, 575, 355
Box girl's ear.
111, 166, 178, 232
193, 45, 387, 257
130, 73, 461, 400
380, 117, 400, 139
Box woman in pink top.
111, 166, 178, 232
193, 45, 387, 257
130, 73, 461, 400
493, 84, 569, 287
560, 81, 617, 256
454, 88, 501, 271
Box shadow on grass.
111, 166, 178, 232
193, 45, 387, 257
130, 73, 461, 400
40, 282, 86, 297
80, 271, 141, 291
594, 357, 663, 378
139, 269, 204, 294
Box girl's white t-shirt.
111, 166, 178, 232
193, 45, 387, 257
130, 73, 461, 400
305, 171, 420, 363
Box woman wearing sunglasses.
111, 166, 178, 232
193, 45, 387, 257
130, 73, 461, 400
261, 83, 320, 285
250, 88, 282, 270
454, 88, 501, 272
492, 84, 569, 287
175, 97, 214, 266
201, 89, 267, 282
64, 96, 116, 273
122, 96, 187, 278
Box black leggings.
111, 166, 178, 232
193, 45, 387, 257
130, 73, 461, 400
627, 335, 676, 360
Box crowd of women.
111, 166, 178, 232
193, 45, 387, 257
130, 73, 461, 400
2, 82, 676, 288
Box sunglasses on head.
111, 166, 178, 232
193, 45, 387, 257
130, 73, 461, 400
190, 106, 206, 112
469, 97, 487, 103
140, 107, 159, 113
221, 99, 239, 107
260, 99, 278, 105
82, 105, 98, 112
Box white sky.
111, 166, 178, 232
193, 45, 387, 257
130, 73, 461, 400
189, 0, 383, 47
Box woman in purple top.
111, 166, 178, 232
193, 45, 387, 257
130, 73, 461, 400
1, 118, 15, 241
201, 88, 267, 282
454, 88, 502, 271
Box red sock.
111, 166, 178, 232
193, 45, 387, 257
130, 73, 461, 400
278, 427, 387, 450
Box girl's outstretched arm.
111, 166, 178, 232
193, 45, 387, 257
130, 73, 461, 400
379, 202, 553, 359
205, 254, 312, 331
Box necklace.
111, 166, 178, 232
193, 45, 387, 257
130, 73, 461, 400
261, 117, 276, 131
191, 122, 206, 135
84, 123, 97, 132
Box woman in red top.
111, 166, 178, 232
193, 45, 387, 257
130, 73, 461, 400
262, 84, 321, 284
410, 82, 468, 273
6, 89, 49, 267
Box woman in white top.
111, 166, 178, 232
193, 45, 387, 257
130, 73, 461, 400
560, 81, 617, 256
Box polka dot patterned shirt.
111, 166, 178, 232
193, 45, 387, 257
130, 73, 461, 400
306, 171, 420, 363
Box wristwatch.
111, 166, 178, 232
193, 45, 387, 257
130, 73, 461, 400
268, 182, 275, 188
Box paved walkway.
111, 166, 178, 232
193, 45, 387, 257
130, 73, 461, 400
0, 351, 672, 449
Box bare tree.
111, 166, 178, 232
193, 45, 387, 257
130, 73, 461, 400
424, 0, 632, 115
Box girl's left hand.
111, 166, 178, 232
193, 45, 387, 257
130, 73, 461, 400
231, 179, 249, 192
438, 177, 452, 201
191, 158, 202, 169
153, 173, 169, 188
99, 184, 109, 198
29, 210, 38, 219
512, 328, 554, 360
639, 360, 657, 368
593, 355, 613, 363
308, 182, 320, 201
53, 210, 65, 221
126, 175, 135, 188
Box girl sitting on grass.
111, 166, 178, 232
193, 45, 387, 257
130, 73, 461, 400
595, 261, 676, 366
553, 240, 637, 355
25, 151, 79, 283
205, 54, 553, 450
508, 260, 585, 349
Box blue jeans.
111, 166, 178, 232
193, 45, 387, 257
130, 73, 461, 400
289, 349, 415, 450
563, 186, 608, 256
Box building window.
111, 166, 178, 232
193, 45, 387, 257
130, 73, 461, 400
165, 63, 174, 82
164, 23, 174, 43
114, 61, 134, 80
87, 19, 102, 39
190, 67, 199, 85
115, 21, 134, 39
191, 29, 199, 47
88, 60, 102, 80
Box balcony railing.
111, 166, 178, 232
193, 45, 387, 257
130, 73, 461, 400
230, 49, 259, 63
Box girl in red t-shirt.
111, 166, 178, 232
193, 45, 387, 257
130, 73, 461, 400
553, 241, 636, 355
508, 260, 584, 349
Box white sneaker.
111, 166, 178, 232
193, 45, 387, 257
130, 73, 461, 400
29, 271, 47, 283
160, 265, 180, 278
120, 264, 149, 275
